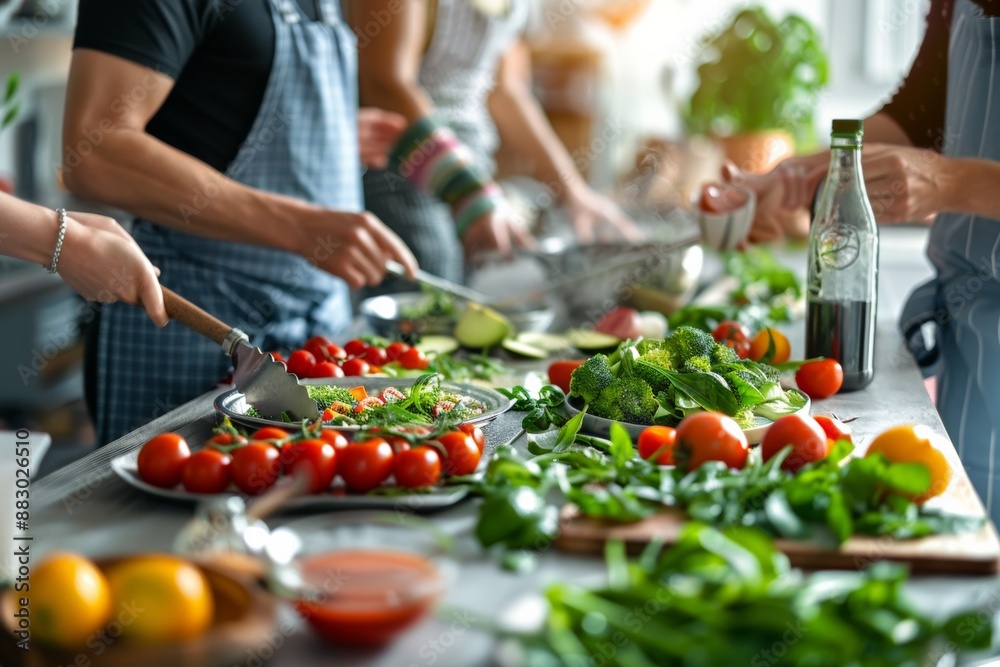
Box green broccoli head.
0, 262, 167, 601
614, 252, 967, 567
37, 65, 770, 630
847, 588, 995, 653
665, 326, 715, 369
636, 338, 667, 356
638, 346, 673, 371
592, 376, 658, 425
710, 343, 740, 366
682, 355, 712, 373
634, 359, 672, 395
569, 354, 615, 404
732, 407, 757, 430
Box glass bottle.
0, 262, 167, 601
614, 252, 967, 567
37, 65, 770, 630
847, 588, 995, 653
805, 119, 879, 392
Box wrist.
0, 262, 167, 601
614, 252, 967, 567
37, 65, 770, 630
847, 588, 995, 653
941, 157, 970, 214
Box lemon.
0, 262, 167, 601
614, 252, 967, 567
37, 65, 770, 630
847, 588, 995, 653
31, 551, 112, 648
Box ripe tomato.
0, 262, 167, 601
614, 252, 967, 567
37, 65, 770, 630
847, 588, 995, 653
675, 412, 748, 471
282, 439, 337, 494
398, 347, 429, 371
321, 343, 347, 362
251, 427, 290, 442
760, 414, 829, 472
636, 425, 677, 465
459, 423, 486, 453
393, 446, 442, 488
385, 341, 409, 361
795, 359, 844, 399
182, 449, 232, 494
286, 350, 316, 378
341, 357, 371, 377
547, 359, 585, 394
711, 320, 751, 359
343, 339, 369, 357
339, 437, 394, 492
312, 361, 345, 378
319, 428, 349, 453
814, 415, 852, 443
137, 433, 191, 488
207, 432, 247, 448
363, 346, 389, 367
435, 431, 481, 476
304, 336, 331, 358
866, 425, 952, 503
267, 351, 284, 363
748, 327, 791, 364
384, 435, 412, 453
231, 443, 282, 495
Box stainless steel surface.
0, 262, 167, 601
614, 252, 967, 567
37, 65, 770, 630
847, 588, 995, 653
386, 260, 497, 304
230, 341, 319, 421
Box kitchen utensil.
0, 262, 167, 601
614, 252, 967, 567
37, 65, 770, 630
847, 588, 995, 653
693, 185, 757, 252
161, 287, 318, 421
385, 260, 497, 304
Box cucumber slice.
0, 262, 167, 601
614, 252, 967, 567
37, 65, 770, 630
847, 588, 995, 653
416, 335, 460, 356
567, 329, 622, 352
501, 337, 549, 359
515, 331, 570, 352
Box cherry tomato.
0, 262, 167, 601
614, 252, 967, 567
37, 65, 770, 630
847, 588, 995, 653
137, 433, 191, 488
814, 415, 852, 443
182, 449, 232, 494
207, 432, 247, 448
748, 328, 791, 365
268, 351, 285, 363
343, 339, 369, 357
761, 414, 829, 473
319, 429, 349, 453
547, 360, 585, 395
434, 431, 481, 477
231, 443, 282, 495
322, 343, 347, 362
304, 336, 331, 358
339, 437, 394, 492
795, 359, 844, 399
312, 361, 345, 378
636, 425, 677, 465
385, 342, 410, 362
459, 423, 486, 453
393, 446, 442, 488
385, 435, 412, 454
282, 439, 337, 494
711, 320, 751, 359
341, 357, 371, 377
363, 346, 389, 367
286, 350, 316, 378
675, 412, 748, 471
699, 182, 749, 213
398, 347, 429, 371
251, 427, 291, 443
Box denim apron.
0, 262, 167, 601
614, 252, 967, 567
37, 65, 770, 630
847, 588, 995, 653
900, 0, 1000, 523
91, 0, 361, 443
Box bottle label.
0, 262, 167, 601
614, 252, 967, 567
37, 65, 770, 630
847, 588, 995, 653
818, 227, 861, 270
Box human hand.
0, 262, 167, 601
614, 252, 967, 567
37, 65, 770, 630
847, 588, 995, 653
722, 159, 822, 243
862, 144, 946, 224
461, 207, 535, 259
58, 212, 168, 327
295, 208, 418, 288
358, 108, 407, 169
565, 185, 644, 244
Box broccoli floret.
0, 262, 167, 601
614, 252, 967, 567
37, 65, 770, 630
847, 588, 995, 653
592, 376, 658, 426
639, 346, 674, 371
636, 338, 667, 356
569, 354, 615, 404
733, 407, 757, 430
664, 326, 715, 369
634, 359, 672, 394
710, 343, 739, 366
683, 355, 712, 373
307, 385, 357, 409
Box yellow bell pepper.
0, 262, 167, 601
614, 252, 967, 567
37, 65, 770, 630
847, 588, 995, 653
865, 425, 952, 504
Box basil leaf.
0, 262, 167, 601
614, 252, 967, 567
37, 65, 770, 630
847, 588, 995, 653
725, 372, 766, 407
608, 422, 634, 471
663, 370, 741, 415
883, 462, 931, 496
765, 490, 808, 539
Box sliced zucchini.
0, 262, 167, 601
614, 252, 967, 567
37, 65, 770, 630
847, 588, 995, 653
567, 329, 622, 352
515, 331, 570, 352
501, 337, 549, 359
416, 335, 460, 356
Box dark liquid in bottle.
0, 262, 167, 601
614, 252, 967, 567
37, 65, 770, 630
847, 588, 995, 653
806, 299, 875, 391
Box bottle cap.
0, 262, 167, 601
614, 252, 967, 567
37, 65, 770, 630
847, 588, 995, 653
832, 119, 864, 136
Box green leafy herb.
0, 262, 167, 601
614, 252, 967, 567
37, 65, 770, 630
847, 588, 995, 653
498, 384, 569, 433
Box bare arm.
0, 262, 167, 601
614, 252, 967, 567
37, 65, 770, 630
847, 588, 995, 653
62, 49, 415, 288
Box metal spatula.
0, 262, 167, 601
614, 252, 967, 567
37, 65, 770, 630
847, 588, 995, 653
161, 287, 319, 421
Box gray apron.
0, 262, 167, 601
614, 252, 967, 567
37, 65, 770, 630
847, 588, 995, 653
92, 0, 361, 443
900, 0, 1000, 523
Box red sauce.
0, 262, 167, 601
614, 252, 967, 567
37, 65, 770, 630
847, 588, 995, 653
294, 550, 443, 646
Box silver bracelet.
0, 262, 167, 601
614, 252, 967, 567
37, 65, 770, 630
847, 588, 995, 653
46, 208, 67, 274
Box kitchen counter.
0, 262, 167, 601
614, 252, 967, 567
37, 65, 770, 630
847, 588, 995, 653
24, 318, 1000, 667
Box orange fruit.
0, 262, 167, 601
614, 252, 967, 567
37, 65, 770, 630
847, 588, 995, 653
31, 552, 112, 648
866, 425, 952, 504
748, 327, 791, 364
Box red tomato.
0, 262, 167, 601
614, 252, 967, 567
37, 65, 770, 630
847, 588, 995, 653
385, 435, 412, 454
711, 320, 751, 359
231, 443, 282, 495
251, 427, 291, 443
814, 415, 852, 443
393, 446, 442, 488
594, 306, 641, 341
182, 449, 232, 494
322, 344, 347, 362
282, 439, 337, 494
699, 182, 749, 213
434, 431, 481, 477
312, 361, 345, 378
320, 429, 349, 453
344, 339, 369, 357
286, 350, 317, 378
304, 336, 331, 358
795, 359, 845, 399
398, 347, 429, 371
363, 346, 389, 367
636, 425, 677, 465
761, 414, 829, 473
341, 358, 371, 377
675, 412, 748, 471
268, 352, 285, 363
339, 438, 394, 492
137, 433, 191, 488
459, 423, 486, 453
385, 342, 409, 362
207, 432, 247, 448
547, 360, 585, 394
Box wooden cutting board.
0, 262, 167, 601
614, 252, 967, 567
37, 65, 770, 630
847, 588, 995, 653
555, 468, 1000, 574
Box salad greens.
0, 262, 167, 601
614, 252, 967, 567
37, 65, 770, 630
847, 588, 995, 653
398, 285, 459, 320
506, 524, 990, 666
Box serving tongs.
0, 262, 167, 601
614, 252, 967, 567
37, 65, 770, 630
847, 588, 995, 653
161, 287, 319, 421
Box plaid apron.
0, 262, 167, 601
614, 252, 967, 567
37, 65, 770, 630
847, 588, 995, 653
900, 0, 1000, 522
91, 0, 361, 443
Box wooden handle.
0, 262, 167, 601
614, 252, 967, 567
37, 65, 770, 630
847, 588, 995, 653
246, 472, 311, 521
162, 286, 234, 346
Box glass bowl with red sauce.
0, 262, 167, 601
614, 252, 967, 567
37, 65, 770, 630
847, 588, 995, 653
279, 512, 454, 647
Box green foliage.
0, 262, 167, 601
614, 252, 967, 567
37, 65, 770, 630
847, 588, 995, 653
1, 73, 19, 132
662, 326, 715, 369
592, 377, 658, 426
568, 353, 615, 404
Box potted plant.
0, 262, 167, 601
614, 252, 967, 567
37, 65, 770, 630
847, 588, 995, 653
684, 6, 828, 174
0, 72, 20, 193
